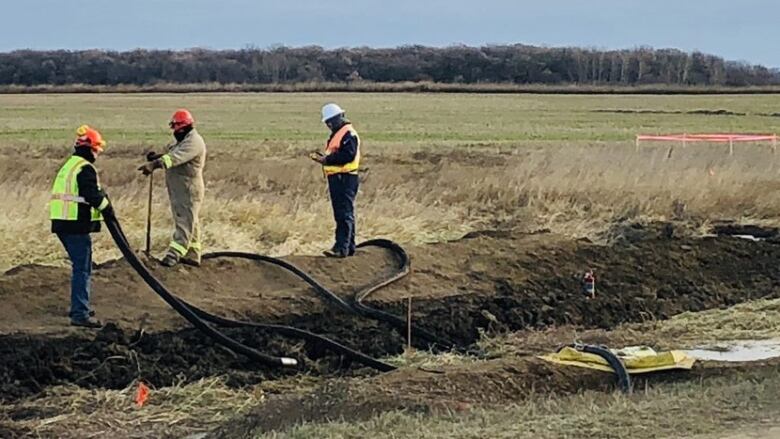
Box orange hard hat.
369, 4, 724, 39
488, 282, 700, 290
74, 125, 106, 152
169, 109, 194, 131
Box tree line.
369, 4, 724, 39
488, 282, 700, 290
0, 45, 776, 87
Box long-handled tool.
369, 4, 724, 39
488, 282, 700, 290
145, 171, 153, 257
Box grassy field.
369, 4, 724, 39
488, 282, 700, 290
269, 372, 780, 439
5, 93, 780, 438
9, 369, 780, 438
2, 93, 780, 271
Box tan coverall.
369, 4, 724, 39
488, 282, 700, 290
160, 128, 207, 263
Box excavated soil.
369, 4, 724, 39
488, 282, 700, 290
2, 223, 780, 403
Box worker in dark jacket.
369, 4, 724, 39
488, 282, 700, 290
50, 125, 113, 328
309, 103, 360, 258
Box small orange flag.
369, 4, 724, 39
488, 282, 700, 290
135, 382, 150, 407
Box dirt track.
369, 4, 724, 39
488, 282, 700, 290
1, 223, 780, 402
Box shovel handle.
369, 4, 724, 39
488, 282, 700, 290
145, 171, 153, 256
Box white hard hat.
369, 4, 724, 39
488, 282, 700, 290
321, 103, 345, 122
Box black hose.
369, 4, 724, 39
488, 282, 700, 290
202, 251, 354, 314
182, 300, 395, 372
352, 239, 455, 350
205, 242, 454, 350
560, 344, 632, 393
104, 213, 295, 367
104, 212, 396, 371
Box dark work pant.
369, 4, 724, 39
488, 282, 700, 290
327, 173, 359, 255
56, 233, 93, 322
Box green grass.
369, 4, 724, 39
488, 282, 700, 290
2, 93, 780, 148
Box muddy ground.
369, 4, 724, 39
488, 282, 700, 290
1, 222, 779, 407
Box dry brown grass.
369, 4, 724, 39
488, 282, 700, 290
5, 143, 778, 271
2, 92, 780, 272
633, 297, 780, 345
261, 369, 780, 439
0, 378, 260, 438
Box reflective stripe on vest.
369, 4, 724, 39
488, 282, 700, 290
52, 194, 88, 203
323, 124, 360, 176
168, 240, 189, 257
50, 156, 103, 222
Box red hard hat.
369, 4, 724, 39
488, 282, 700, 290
169, 109, 194, 131
74, 125, 106, 152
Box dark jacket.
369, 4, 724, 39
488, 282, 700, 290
51, 147, 106, 234
323, 122, 358, 166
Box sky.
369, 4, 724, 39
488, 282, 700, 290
1, 0, 777, 67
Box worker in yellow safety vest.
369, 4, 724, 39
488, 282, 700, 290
50, 125, 114, 328
309, 103, 360, 258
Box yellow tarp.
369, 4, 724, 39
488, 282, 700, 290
539, 346, 696, 374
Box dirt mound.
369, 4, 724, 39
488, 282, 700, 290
2, 224, 780, 402
0, 324, 282, 402
209, 358, 614, 437
0, 247, 400, 335
210, 356, 780, 437
4, 223, 779, 337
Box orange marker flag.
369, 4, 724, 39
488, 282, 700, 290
135, 382, 150, 407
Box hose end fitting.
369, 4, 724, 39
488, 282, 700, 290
281, 357, 298, 367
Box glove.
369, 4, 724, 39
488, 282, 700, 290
98, 193, 115, 218
309, 152, 325, 163
101, 203, 115, 219
138, 159, 163, 176
146, 151, 163, 162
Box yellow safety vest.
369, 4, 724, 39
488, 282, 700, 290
50, 156, 103, 222
323, 124, 360, 176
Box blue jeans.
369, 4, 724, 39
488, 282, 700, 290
327, 173, 359, 255
56, 233, 93, 322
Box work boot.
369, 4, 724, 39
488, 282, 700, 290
70, 317, 103, 329
181, 257, 201, 267
65, 310, 96, 318
181, 249, 201, 267
323, 249, 347, 258
160, 253, 180, 267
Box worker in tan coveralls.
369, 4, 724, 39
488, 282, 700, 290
138, 109, 207, 267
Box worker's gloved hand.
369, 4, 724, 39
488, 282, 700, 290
145, 151, 163, 162
101, 203, 115, 219
137, 159, 162, 176
309, 152, 324, 163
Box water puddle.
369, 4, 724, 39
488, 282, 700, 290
684, 339, 780, 362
